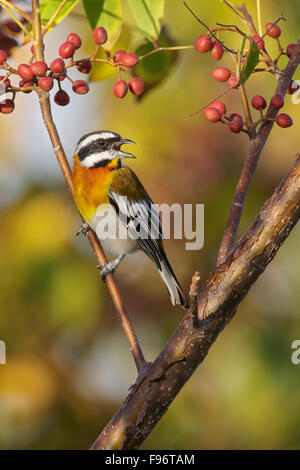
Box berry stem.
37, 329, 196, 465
30, 0, 146, 375
0, 0, 32, 23
256, 0, 262, 37
239, 83, 254, 131
183, 2, 235, 54
0, 71, 11, 86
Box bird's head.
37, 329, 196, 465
74, 130, 136, 170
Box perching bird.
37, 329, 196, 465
72, 130, 188, 309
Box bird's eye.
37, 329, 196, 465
98, 139, 104, 146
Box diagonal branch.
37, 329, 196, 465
91, 154, 300, 450
30, 0, 146, 373
217, 38, 300, 265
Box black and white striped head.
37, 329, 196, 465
75, 130, 136, 168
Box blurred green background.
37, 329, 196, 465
0, 0, 300, 449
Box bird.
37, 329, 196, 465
72, 130, 188, 309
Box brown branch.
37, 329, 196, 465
217, 38, 300, 265
91, 155, 300, 450
30, 0, 146, 373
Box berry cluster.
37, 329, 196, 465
0, 25, 145, 114
194, 20, 297, 134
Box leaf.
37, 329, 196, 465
89, 28, 131, 82
240, 38, 259, 84
37, 0, 80, 33
83, 0, 122, 50
133, 27, 179, 100
128, 0, 164, 41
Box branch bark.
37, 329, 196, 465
91, 154, 300, 449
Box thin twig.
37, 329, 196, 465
220, 0, 244, 20
91, 154, 300, 449
31, 0, 146, 374
183, 1, 235, 53
139, 45, 193, 60
256, 0, 262, 37
189, 84, 236, 117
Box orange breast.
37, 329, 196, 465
72, 154, 115, 223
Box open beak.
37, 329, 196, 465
114, 138, 136, 159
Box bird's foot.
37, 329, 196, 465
77, 222, 90, 236
96, 253, 126, 282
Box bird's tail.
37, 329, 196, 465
159, 254, 188, 309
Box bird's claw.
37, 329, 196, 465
77, 222, 90, 236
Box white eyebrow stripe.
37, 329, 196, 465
76, 132, 117, 152
80, 150, 113, 168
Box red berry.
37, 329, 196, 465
72, 80, 89, 94
0, 99, 14, 114
287, 80, 299, 95
0, 50, 7, 64
205, 107, 222, 122
0, 75, 10, 89
286, 44, 296, 58
276, 113, 293, 128
54, 90, 70, 106
76, 61, 92, 74
19, 79, 34, 93
50, 58, 65, 74
210, 100, 226, 115
59, 41, 75, 59
265, 22, 281, 39
119, 52, 139, 67
270, 94, 284, 109
67, 33, 81, 49
195, 34, 213, 53
251, 95, 267, 110
113, 80, 128, 98
253, 35, 264, 50
227, 75, 239, 88
212, 67, 231, 82
31, 61, 48, 76
113, 50, 126, 63
129, 77, 144, 96
210, 41, 224, 60
93, 27, 108, 45
18, 63, 34, 80
38, 76, 54, 91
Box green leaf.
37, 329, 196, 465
39, 0, 80, 33
128, 0, 164, 40
133, 27, 179, 100
89, 28, 131, 82
240, 38, 259, 84
83, 0, 122, 50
